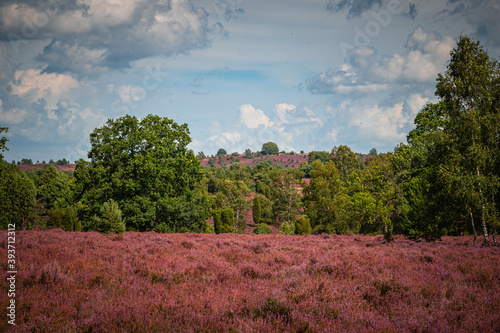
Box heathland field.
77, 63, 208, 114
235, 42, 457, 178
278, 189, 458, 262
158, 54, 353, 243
2, 230, 499, 332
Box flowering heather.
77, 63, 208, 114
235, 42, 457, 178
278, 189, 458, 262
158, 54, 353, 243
1, 231, 499, 332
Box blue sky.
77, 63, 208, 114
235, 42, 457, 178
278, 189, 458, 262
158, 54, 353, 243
0, 0, 499, 162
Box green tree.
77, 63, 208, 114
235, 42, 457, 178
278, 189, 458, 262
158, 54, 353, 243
435, 35, 500, 246
244, 148, 252, 158
91, 199, 126, 234
0, 162, 37, 230
37, 164, 74, 211
75, 114, 209, 232
261, 142, 279, 155
0, 127, 8, 160
270, 171, 302, 223
213, 179, 250, 233
331, 145, 360, 182
253, 196, 262, 224
295, 216, 312, 235
303, 161, 344, 234
217, 148, 227, 156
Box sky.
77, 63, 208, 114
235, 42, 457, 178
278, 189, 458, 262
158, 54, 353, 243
0, 0, 499, 162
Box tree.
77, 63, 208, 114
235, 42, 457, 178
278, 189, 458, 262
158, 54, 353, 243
253, 196, 262, 224
0, 127, 8, 160
435, 35, 500, 246
217, 148, 227, 156
37, 164, 74, 212
213, 179, 250, 233
244, 148, 252, 158
75, 114, 209, 232
261, 142, 279, 155
90, 199, 126, 234
331, 145, 360, 182
0, 162, 37, 230
270, 171, 302, 223
369, 148, 378, 156
303, 161, 345, 234
295, 216, 312, 235
196, 151, 206, 160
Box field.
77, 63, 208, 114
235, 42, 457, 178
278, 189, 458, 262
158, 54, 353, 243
1, 231, 499, 332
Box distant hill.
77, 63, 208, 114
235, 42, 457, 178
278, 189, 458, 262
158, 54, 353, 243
200, 154, 309, 169
16, 164, 76, 172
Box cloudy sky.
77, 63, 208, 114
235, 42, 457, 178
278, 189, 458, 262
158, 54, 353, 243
0, 0, 499, 162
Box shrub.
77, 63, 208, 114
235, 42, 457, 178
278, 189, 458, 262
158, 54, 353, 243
253, 196, 262, 224
91, 199, 125, 234
295, 216, 312, 235
221, 208, 235, 233
254, 223, 272, 235
279, 221, 295, 235
213, 209, 223, 234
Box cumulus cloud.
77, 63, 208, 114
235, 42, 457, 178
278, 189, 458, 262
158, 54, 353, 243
0, 99, 27, 124
350, 102, 409, 142
8, 68, 80, 112
0, 0, 213, 74
305, 26, 455, 95
239, 104, 271, 129
372, 26, 455, 82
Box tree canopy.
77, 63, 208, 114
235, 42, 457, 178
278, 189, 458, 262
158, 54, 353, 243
261, 142, 279, 155
75, 114, 210, 232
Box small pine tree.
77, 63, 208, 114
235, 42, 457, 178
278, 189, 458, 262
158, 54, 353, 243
295, 216, 312, 235
253, 196, 262, 224
93, 199, 125, 234
279, 221, 295, 235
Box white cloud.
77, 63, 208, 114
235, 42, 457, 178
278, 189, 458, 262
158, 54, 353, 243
9, 68, 80, 112
239, 104, 271, 129
1, 0, 212, 74
0, 99, 27, 124
406, 93, 429, 117
371, 26, 455, 83
350, 102, 409, 142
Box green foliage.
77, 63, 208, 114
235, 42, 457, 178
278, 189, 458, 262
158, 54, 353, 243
213, 208, 234, 233
279, 220, 295, 235
91, 199, 125, 234
75, 114, 209, 232
261, 142, 279, 155
213, 209, 223, 234
295, 216, 312, 235
270, 171, 302, 223
254, 223, 272, 234
0, 127, 8, 160
331, 145, 360, 182
244, 148, 252, 158
217, 148, 227, 156
303, 161, 344, 233
308, 151, 330, 164
37, 164, 74, 211
253, 196, 262, 224
0, 162, 37, 229
47, 206, 81, 231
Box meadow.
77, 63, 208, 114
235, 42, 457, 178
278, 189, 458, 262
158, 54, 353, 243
1, 230, 499, 332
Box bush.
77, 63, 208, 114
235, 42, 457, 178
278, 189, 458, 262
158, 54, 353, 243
295, 217, 312, 235
253, 197, 262, 224
214, 208, 234, 234
221, 208, 235, 233
91, 199, 125, 234
254, 223, 272, 235
279, 221, 295, 235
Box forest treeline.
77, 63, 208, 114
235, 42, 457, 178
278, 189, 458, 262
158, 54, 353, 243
1, 36, 499, 245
